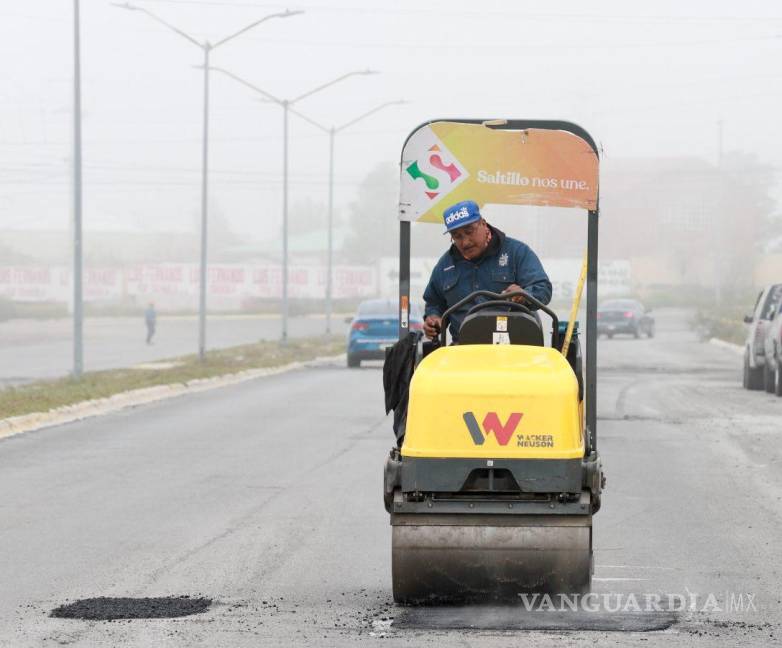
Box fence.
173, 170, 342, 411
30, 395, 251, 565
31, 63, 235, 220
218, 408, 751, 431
0, 264, 377, 311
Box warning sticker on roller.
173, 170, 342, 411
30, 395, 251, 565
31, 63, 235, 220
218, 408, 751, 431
492, 332, 510, 345
495, 316, 508, 332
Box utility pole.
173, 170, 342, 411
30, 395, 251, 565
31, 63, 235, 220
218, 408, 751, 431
326, 126, 335, 333
199, 46, 210, 360
322, 101, 405, 334
73, 0, 83, 378
715, 119, 723, 305
282, 100, 290, 341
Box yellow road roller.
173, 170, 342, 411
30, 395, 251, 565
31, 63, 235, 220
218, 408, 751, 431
384, 119, 605, 603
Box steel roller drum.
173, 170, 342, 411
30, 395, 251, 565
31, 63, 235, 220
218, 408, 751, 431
392, 514, 592, 604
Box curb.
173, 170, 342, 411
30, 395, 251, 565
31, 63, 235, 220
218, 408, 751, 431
708, 338, 744, 356
0, 354, 345, 442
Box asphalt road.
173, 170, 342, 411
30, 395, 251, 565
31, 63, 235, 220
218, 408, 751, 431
0, 314, 348, 387
1, 309, 781, 646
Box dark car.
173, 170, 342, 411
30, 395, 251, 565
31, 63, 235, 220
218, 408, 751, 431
597, 299, 654, 339
346, 299, 423, 368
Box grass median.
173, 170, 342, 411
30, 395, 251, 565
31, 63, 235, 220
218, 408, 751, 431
693, 306, 750, 346
0, 335, 345, 420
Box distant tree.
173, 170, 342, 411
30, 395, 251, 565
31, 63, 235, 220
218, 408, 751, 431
288, 197, 327, 236
718, 151, 777, 288
343, 162, 399, 263
194, 200, 240, 262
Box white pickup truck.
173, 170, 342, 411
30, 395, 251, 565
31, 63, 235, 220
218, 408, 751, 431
743, 283, 782, 390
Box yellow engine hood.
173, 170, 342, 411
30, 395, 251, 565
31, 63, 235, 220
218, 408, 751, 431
402, 345, 584, 460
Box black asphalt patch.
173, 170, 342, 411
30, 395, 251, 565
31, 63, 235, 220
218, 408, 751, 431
393, 607, 677, 632
50, 596, 212, 621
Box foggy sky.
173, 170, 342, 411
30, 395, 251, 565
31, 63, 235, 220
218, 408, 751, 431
1, 0, 781, 242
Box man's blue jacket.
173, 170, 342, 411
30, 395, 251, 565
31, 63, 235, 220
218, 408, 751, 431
423, 225, 552, 341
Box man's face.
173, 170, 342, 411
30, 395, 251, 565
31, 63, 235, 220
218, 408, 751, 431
450, 219, 490, 260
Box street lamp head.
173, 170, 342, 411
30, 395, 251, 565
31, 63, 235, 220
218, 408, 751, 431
111, 2, 140, 10
282, 9, 306, 18
362, 69, 380, 75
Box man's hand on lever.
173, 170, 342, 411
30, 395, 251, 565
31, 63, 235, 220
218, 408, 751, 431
423, 315, 442, 339
502, 284, 525, 304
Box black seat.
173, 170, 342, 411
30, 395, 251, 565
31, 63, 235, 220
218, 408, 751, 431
459, 309, 544, 346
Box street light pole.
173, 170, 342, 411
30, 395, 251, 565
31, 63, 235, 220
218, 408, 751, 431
321, 101, 405, 333
199, 45, 210, 359
326, 126, 335, 333
113, 3, 302, 360
282, 100, 290, 341
73, 0, 83, 378
208, 67, 378, 343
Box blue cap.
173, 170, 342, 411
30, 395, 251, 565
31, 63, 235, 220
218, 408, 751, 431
443, 200, 481, 233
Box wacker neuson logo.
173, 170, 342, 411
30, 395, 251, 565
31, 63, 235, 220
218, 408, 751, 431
463, 412, 523, 446
516, 433, 554, 448
463, 412, 556, 448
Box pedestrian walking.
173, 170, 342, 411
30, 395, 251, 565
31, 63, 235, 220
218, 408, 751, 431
144, 303, 157, 345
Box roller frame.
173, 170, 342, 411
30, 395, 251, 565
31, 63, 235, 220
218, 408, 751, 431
390, 119, 603, 605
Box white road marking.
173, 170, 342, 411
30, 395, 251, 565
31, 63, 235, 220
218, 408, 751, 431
593, 577, 651, 582
597, 564, 677, 570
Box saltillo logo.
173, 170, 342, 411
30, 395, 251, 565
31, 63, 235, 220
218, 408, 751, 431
406, 148, 464, 201
463, 411, 523, 446
403, 127, 468, 203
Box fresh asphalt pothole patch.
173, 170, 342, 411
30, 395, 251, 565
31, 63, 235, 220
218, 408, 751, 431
50, 596, 212, 621
393, 606, 678, 632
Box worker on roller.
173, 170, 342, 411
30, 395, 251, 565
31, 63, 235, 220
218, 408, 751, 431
423, 199, 552, 342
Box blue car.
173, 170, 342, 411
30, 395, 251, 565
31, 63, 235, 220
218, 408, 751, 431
347, 298, 423, 367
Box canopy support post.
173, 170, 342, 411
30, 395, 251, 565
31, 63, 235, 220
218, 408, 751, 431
398, 220, 411, 340
586, 206, 599, 452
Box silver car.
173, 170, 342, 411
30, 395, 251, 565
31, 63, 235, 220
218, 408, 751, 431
762, 297, 782, 395
743, 283, 782, 390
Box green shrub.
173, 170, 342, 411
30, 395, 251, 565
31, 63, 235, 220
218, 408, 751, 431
693, 306, 749, 345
